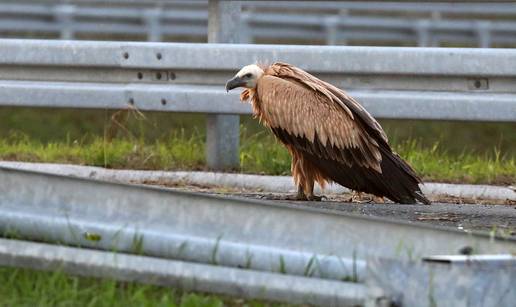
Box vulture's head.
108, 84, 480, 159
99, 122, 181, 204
225, 64, 264, 92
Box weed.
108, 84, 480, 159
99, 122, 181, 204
131, 232, 145, 255
176, 241, 189, 259
278, 255, 287, 274
303, 255, 316, 277
210, 235, 223, 265
351, 251, 358, 283
83, 232, 102, 242
244, 250, 254, 269
0, 266, 289, 306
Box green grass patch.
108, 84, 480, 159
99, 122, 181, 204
0, 129, 206, 171
0, 266, 285, 307
0, 107, 514, 185
0, 127, 514, 185
395, 139, 515, 185
1, 108, 515, 157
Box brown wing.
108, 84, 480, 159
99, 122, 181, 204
266, 62, 389, 144
257, 72, 382, 173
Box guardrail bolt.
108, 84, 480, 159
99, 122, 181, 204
123, 52, 129, 59
468, 78, 488, 90
137, 72, 143, 80
156, 72, 162, 80
128, 98, 134, 105
161, 99, 167, 105
169, 72, 176, 80
156, 53, 162, 60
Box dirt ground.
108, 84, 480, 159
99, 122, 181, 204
137, 180, 516, 239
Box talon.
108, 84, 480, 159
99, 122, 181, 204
351, 191, 364, 203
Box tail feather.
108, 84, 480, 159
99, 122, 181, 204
415, 190, 432, 205
378, 146, 430, 205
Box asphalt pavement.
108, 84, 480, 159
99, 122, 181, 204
225, 192, 516, 239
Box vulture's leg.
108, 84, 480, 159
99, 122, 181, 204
292, 153, 309, 201
291, 153, 324, 201
296, 185, 307, 200
296, 184, 323, 201
304, 178, 324, 201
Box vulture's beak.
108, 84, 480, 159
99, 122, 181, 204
225, 76, 245, 92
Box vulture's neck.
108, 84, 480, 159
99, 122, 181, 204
240, 87, 265, 123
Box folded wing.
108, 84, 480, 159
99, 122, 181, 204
256, 62, 429, 204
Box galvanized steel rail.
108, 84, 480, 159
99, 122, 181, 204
1, 166, 515, 306
1, 38, 516, 168
1, 166, 515, 272
2, 39, 515, 121
0, 238, 370, 306
2, 1, 516, 48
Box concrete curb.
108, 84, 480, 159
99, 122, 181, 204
1, 161, 514, 201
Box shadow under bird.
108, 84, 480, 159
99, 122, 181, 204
226, 62, 430, 205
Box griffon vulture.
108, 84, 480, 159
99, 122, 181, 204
225, 62, 430, 205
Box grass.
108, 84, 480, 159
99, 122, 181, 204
0, 267, 285, 307
0, 128, 514, 185
0, 107, 514, 185
1, 108, 516, 155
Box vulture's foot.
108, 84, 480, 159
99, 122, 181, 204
294, 193, 325, 201
307, 195, 326, 201
296, 187, 307, 201
349, 191, 365, 203
295, 186, 326, 201
348, 191, 381, 203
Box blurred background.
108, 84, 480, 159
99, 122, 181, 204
0, 0, 514, 185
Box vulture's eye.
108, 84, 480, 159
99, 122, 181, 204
244, 73, 253, 78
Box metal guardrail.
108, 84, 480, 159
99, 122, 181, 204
1, 1, 516, 47
1, 39, 516, 168
3, 161, 516, 202
2, 39, 516, 120
0, 239, 370, 306
1, 166, 515, 306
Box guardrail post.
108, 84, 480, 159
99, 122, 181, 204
416, 20, 430, 47
54, 4, 75, 40
324, 16, 340, 45
476, 21, 492, 48
144, 8, 163, 42
239, 12, 253, 44
207, 0, 241, 170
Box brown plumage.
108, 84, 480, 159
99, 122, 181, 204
225, 62, 430, 205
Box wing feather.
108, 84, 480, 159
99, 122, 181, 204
267, 62, 388, 147
257, 72, 381, 172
